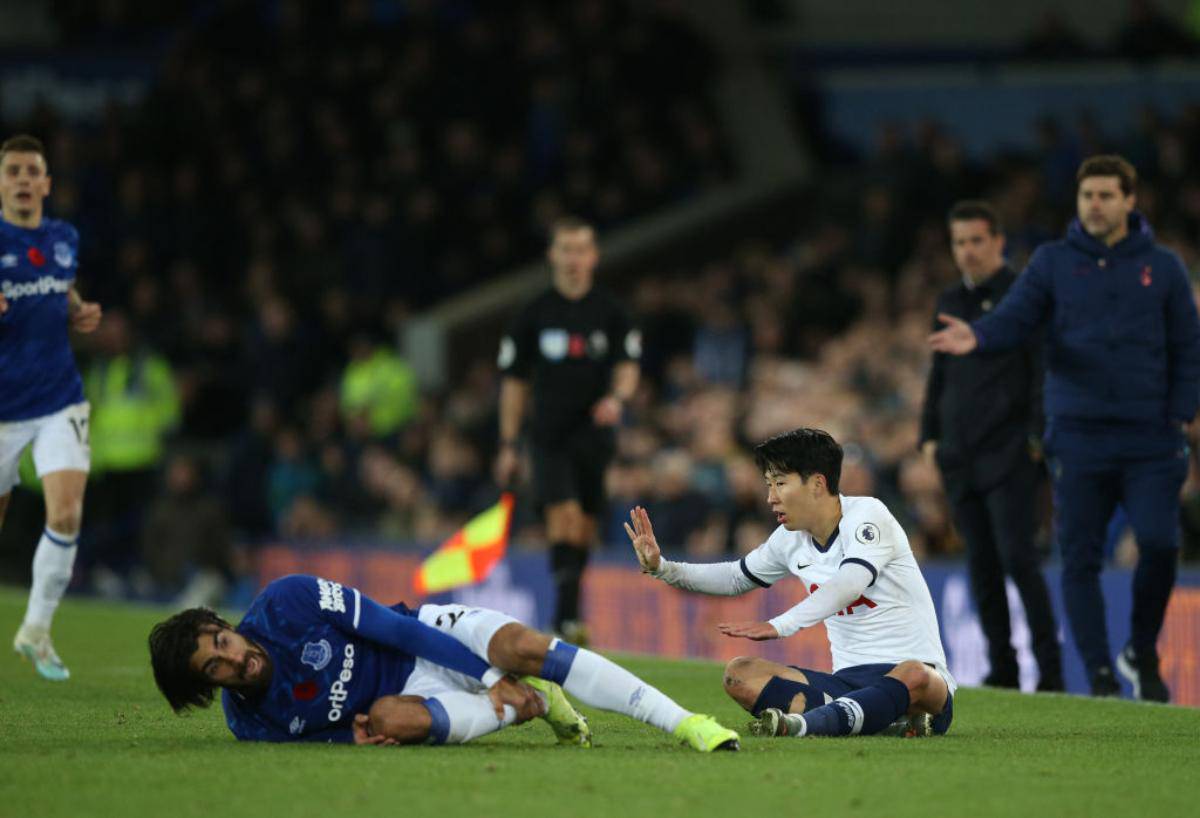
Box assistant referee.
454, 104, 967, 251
494, 217, 640, 645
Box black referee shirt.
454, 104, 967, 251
499, 286, 640, 446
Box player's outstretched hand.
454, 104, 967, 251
716, 621, 781, 641
70, 300, 102, 333
352, 713, 397, 747
928, 313, 977, 355
488, 675, 545, 723
624, 505, 661, 573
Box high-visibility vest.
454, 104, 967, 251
85, 352, 179, 473
339, 347, 418, 437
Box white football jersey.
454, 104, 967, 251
743, 495, 956, 691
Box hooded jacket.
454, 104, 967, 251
972, 213, 1200, 426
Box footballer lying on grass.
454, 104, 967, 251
149, 574, 739, 751
626, 428, 956, 738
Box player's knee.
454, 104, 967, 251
487, 623, 551, 674
368, 696, 431, 744
46, 504, 82, 536
723, 657, 764, 707
888, 660, 933, 693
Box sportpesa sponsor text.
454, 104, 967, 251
1, 276, 71, 300
327, 643, 356, 721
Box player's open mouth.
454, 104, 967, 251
775, 512, 786, 524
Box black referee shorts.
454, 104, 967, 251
530, 428, 615, 517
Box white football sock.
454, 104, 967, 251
23, 528, 78, 631
562, 647, 690, 733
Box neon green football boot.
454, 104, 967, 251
674, 714, 740, 752
522, 676, 592, 747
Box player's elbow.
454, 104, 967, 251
46, 503, 83, 537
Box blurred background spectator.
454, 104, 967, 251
1, 0, 1199, 599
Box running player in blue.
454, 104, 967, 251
149, 574, 740, 751
0, 134, 102, 681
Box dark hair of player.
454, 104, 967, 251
753, 428, 843, 495
1076, 154, 1137, 195
0, 134, 46, 161
148, 608, 234, 712
549, 215, 594, 239
947, 200, 1003, 236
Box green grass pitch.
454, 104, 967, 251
1, 586, 1198, 818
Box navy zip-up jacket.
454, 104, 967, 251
972, 212, 1200, 426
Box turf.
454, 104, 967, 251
1, 586, 1198, 818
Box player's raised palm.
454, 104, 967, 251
624, 505, 661, 573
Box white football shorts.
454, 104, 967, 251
0, 401, 91, 494
399, 603, 519, 698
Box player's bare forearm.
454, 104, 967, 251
494, 377, 529, 487
497, 377, 529, 443
67, 286, 82, 313
610, 361, 639, 403
716, 621, 780, 641
593, 361, 640, 425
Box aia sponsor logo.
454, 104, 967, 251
809, 583, 877, 616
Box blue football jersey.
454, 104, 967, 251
0, 217, 85, 421
223, 575, 493, 743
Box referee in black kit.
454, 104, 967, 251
920, 201, 1063, 691
494, 217, 640, 645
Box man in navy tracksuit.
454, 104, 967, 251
930, 155, 1200, 701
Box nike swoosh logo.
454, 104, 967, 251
797, 564, 811, 571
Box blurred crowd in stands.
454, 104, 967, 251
2, 0, 1200, 604
626, 102, 1200, 565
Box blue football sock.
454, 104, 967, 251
539, 638, 579, 684
796, 676, 910, 737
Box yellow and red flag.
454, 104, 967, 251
413, 492, 515, 595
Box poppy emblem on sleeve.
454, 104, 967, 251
1140, 266, 1152, 287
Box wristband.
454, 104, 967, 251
481, 667, 506, 687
